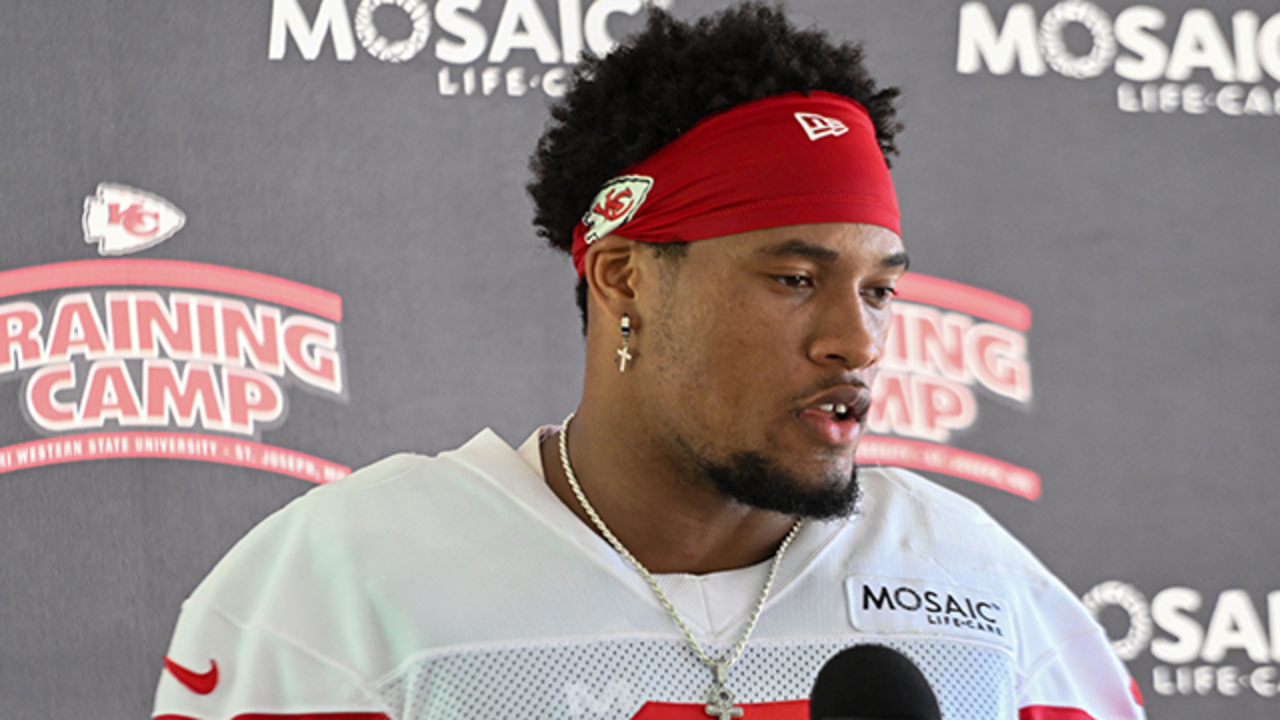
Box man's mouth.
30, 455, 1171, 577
816, 402, 855, 422
796, 387, 873, 444
807, 387, 872, 424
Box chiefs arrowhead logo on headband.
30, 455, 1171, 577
581, 176, 654, 244
571, 91, 900, 276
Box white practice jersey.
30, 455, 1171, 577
154, 428, 1146, 720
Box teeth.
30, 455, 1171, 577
818, 403, 850, 417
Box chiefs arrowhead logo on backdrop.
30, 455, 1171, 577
794, 112, 848, 141
82, 183, 185, 255
581, 175, 653, 244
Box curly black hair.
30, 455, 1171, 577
527, 2, 902, 327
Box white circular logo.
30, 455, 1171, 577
354, 0, 431, 64
1039, 1, 1117, 80
1082, 580, 1152, 661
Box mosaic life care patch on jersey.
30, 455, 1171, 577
845, 576, 1014, 652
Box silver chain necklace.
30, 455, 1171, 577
557, 412, 803, 719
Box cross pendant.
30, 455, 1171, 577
703, 663, 744, 719
616, 346, 632, 372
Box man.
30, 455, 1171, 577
154, 5, 1144, 719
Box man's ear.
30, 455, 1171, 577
583, 235, 640, 323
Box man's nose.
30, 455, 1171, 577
807, 292, 881, 370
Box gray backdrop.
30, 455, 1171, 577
1, 1, 1277, 718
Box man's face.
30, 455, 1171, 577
632, 222, 907, 518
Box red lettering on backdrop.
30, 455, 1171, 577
80, 360, 142, 425
224, 367, 283, 433
0, 301, 42, 372
46, 293, 109, 361
27, 364, 76, 428
25, 361, 287, 434
867, 371, 975, 443
856, 436, 1042, 500
146, 360, 224, 426
196, 300, 220, 361
902, 304, 971, 381
860, 273, 1042, 498
5, 292, 340, 436
282, 315, 342, 393
134, 292, 197, 357
0, 260, 348, 483
222, 300, 283, 374
967, 325, 1031, 402
107, 294, 133, 352
871, 370, 913, 432
8, 289, 338, 394
0, 431, 350, 484
914, 374, 976, 437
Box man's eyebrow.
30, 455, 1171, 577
757, 239, 840, 262
882, 251, 910, 271
757, 241, 911, 271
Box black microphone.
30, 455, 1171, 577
809, 644, 941, 720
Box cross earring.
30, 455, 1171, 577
616, 314, 632, 373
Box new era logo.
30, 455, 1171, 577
794, 112, 849, 141
82, 183, 185, 256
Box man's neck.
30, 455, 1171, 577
539, 406, 798, 575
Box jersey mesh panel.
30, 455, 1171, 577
375, 637, 1014, 719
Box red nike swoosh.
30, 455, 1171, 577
164, 656, 218, 695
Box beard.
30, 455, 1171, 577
696, 450, 861, 520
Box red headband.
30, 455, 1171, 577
571, 91, 899, 276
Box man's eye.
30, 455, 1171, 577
776, 275, 812, 289
864, 286, 898, 305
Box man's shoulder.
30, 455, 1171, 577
312, 427, 524, 497
262, 427, 536, 523
840, 466, 1102, 641
854, 465, 1049, 580
860, 464, 1002, 528
188, 429, 536, 606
